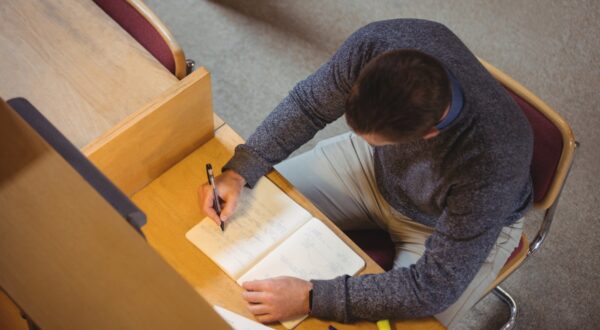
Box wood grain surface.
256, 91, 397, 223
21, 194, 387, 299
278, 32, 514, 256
0, 99, 231, 330
0, 0, 177, 148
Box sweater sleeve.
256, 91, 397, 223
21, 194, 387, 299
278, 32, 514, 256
310, 159, 533, 322
223, 26, 374, 187
310, 225, 503, 322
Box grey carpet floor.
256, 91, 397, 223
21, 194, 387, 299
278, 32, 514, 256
145, 1, 600, 329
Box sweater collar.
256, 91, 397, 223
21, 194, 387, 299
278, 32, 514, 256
435, 70, 463, 130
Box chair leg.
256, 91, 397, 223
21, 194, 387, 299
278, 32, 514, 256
492, 286, 518, 330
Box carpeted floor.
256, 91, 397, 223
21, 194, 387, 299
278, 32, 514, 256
145, 1, 600, 329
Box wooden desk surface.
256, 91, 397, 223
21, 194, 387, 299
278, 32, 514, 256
0, 0, 178, 149
132, 124, 443, 330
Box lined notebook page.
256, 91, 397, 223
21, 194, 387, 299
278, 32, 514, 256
237, 218, 365, 329
186, 178, 312, 279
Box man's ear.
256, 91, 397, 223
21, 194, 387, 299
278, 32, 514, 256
422, 128, 440, 140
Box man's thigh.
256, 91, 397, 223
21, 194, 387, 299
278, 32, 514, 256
438, 220, 523, 328
392, 219, 524, 329
275, 132, 386, 231
277, 133, 525, 328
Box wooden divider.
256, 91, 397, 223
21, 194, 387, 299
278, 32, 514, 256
0, 99, 230, 330
0, 0, 180, 150
82, 68, 215, 196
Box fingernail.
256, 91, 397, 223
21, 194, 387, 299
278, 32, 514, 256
221, 215, 227, 221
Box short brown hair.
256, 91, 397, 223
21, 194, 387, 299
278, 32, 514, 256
345, 49, 451, 141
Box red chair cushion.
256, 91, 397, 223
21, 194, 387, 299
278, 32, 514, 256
347, 230, 525, 271
504, 88, 563, 203
345, 230, 395, 271
93, 0, 176, 75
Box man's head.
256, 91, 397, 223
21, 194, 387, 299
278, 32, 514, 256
345, 49, 451, 145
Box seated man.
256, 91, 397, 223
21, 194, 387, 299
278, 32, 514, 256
199, 19, 533, 328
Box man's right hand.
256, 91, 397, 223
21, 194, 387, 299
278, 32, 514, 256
198, 169, 247, 227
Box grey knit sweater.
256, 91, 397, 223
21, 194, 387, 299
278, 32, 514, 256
223, 19, 533, 322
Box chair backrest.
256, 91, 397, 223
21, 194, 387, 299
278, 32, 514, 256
479, 59, 577, 210
94, 0, 187, 79
507, 89, 562, 205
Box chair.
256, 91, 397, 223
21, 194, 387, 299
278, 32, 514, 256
93, 0, 195, 79
479, 59, 577, 329
345, 59, 578, 329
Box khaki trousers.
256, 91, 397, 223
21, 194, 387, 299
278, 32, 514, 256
275, 132, 523, 329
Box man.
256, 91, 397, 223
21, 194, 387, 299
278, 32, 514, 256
199, 19, 533, 328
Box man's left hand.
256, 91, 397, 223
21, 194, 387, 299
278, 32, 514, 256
242, 276, 313, 323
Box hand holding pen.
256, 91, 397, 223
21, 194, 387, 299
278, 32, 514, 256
206, 164, 224, 231
199, 164, 247, 231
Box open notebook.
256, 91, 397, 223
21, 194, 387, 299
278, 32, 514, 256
186, 177, 365, 329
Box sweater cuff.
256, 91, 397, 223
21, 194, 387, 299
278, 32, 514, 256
222, 144, 273, 188
309, 276, 351, 323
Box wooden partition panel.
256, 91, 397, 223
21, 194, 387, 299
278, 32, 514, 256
82, 68, 214, 196
0, 99, 230, 330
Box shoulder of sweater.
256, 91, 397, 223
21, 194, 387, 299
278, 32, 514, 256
340, 19, 458, 52
337, 19, 463, 74
357, 19, 453, 36
450, 104, 532, 176
347, 19, 472, 70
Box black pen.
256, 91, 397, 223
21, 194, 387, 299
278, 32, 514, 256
206, 164, 224, 232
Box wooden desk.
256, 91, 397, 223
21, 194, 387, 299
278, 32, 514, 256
0, 0, 223, 196
0, 99, 229, 330
132, 124, 444, 330
0, 0, 178, 149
